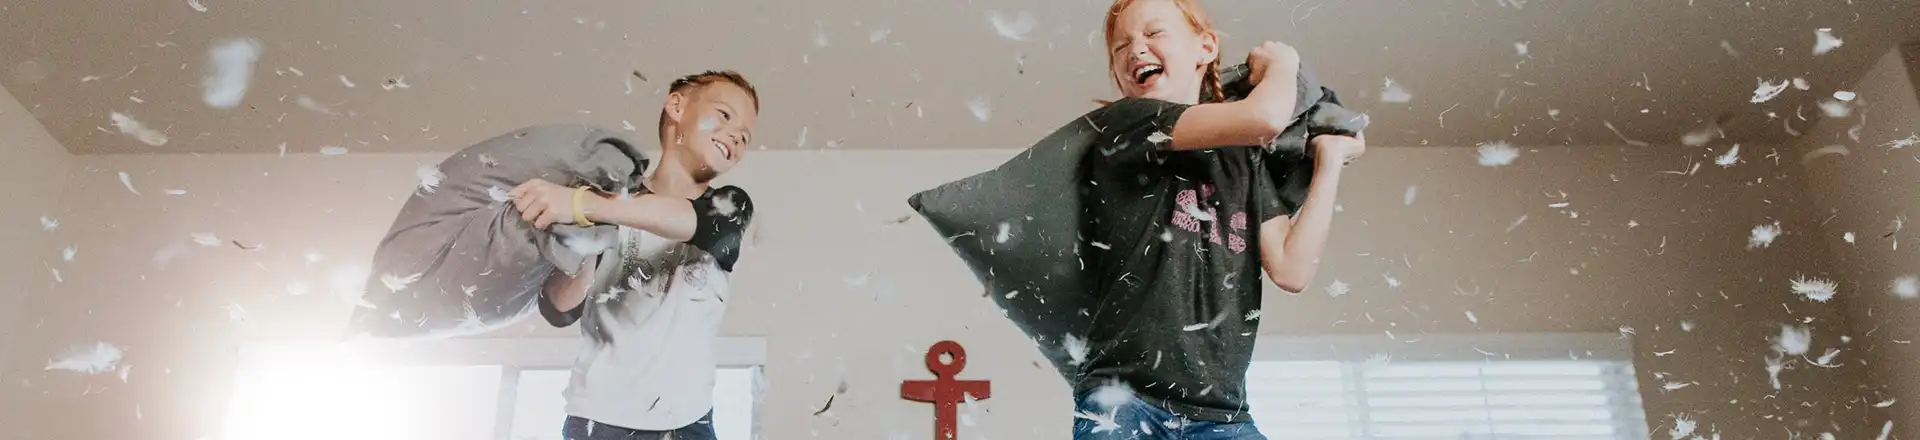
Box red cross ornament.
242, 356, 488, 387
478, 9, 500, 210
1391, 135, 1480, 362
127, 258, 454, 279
901, 340, 992, 440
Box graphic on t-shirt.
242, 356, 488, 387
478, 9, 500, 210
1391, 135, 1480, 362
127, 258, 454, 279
1170, 183, 1252, 254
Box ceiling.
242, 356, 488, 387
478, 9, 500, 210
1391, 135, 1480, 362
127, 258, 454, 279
2, 0, 1917, 154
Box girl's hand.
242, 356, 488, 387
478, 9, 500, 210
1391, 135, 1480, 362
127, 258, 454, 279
1246, 41, 1301, 87
1312, 134, 1367, 167
509, 179, 582, 229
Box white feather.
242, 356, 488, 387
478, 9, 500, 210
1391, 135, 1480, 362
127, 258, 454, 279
1791, 276, 1838, 303
187, 0, 207, 12
45, 342, 124, 374
1880, 133, 1918, 150
415, 164, 444, 194
1748, 222, 1781, 249
191, 232, 221, 247
318, 145, 348, 156
201, 38, 262, 109
1833, 91, 1857, 101
1715, 144, 1740, 167
1380, 78, 1413, 103
1063, 333, 1090, 366
338, 75, 356, 88
1764, 355, 1786, 390
62, 245, 76, 261
1813, 28, 1843, 55
381, 272, 423, 292
1818, 100, 1852, 118
110, 112, 169, 146
1146, 131, 1172, 145
40, 216, 58, 231
1670, 414, 1696, 440
487, 186, 512, 203
1774, 325, 1812, 355
118, 172, 141, 195
1751, 78, 1789, 103
967, 96, 991, 122
988, 11, 1037, 41
1326, 280, 1351, 298
1476, 141, 1519, 167
1891, 275, 1918, 299
1793, 77, 1812, 90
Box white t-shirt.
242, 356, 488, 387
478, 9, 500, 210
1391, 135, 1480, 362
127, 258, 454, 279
540, 185, 752, 431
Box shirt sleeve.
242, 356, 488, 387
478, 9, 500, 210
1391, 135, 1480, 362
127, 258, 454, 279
687, 185, 754, 272
538, 290, 584, 328
1085, 97, 1192, 169
1254, 152, 1306, 223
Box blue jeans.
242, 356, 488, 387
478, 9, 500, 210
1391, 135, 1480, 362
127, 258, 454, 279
1072, 387, 1267, 440
562, 412, 715, 440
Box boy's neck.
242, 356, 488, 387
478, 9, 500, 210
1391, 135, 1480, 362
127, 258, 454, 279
646, 152, 710, 199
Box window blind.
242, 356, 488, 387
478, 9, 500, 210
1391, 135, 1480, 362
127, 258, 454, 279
1245, 358, 1648, 439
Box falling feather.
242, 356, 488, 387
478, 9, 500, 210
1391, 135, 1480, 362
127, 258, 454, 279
1877, 421, 1894, 440
1874, 398, 1896, 408
1891, 275, 1917, 299
488, 186, 512, 203
1379, 78, 1412, 103
201, 38, 262, 109
1818, 100, 1851, 118
1793, 77, 1812, 90
1514, 41, 1530, 56
1661, 381, 1692, 392
192, 233, 221, 247
1748, 222, 1781, 249
223, 303, 248, 322
61, 245, 76, 261
187, 0, 207, 12
164, 189, 186, 195
338, 75, 356, 88
118, 172, 142, 195
988, 11, 1037, 41
1670, 414, 1696, 440
1403, 185, 1417, 205
967, 96, 991, 122
1765, 355, 1786, 390
1751, 78, 1789, 103
1146, 131, 1172, 145
110, 112, 169, 146
1326, 280, 1350, 298
1465, 310, 1478, 323
1812, 348, 1841, 367
331, 265, 375, 308
994, 222, 1012, 243
416, 165, 445, 194
381, 272, 423, 293
319, 146, 348, 156
1063, 334, 1090, 366
40, 216, 58, 231
1834, 91, 1857, 101
1845, 232, 1857, 244
1714, 145, 1740, 167
1880, 134, 1917, 150
1681, 127, 1718, 147
297, 95, 336, 115
1774, 325, 1812, 355
45, 342, 124, 374
1813, 28, 1843, 55
1792, 276, 1838, 302
1476, 141, 1518, 166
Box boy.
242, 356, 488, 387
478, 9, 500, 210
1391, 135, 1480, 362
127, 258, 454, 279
509, 70, 760, 440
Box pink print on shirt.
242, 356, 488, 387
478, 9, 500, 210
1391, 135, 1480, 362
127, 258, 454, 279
1170, 184, 1250, 254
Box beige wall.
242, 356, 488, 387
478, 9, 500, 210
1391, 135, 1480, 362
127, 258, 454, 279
1800, 45, 1920, 435
2, 140, 1871, 438
0, 85, 72, 378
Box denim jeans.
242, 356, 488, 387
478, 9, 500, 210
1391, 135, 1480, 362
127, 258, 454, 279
1072, 387, 1267, 440
562, 412, 716, 440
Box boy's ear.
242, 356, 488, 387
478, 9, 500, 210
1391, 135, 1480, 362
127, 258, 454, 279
664, 91, 689, 126
1198, 31, 1221, 65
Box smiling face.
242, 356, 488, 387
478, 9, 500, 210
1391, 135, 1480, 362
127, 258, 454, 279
662, 81, 758, 182
1106, 0, 1219, 104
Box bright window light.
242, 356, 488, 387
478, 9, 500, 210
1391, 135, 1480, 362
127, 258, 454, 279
221, 360, 502, 440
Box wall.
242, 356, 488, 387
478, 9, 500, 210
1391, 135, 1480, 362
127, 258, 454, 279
1799, 45, 1920, 436
1, 140, 1870, 439
0, 85, 72, 388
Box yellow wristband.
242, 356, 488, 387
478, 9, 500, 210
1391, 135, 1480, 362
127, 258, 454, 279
573, 186, 595, 226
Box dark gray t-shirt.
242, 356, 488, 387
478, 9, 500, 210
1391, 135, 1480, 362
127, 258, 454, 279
1076, 97, 1294, 422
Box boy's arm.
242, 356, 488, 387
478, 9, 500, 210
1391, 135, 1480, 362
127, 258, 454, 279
584, 186, 754, 272
539, 257, 594, 327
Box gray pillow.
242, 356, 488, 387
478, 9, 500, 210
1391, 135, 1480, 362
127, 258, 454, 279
346, 125, 648, 339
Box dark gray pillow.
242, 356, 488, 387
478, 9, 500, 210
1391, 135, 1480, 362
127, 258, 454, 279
346, 125, 648, 339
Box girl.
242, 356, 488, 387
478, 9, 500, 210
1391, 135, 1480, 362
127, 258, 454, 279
1071, 0, 1364, 438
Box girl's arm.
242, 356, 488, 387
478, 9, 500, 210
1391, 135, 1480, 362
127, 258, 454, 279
1166, 63, 1299, 152
1257, 135, 1359, 293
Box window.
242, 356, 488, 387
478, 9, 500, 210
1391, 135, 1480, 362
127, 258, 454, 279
222, 337, 765, 440
1245, 333, 1649, 440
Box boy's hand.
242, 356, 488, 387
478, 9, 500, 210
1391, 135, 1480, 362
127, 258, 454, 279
510, 179, 582, 229
1246, 41, 1300, 87
1312, 134, 1367, 167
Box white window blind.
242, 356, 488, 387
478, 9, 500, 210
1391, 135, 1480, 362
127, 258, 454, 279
1245, 334, 1649, 440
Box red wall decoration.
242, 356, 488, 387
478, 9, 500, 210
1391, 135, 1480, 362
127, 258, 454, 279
901, 340, 992, 440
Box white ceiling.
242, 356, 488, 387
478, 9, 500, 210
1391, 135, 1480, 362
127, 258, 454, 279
3, 0, 1917, 154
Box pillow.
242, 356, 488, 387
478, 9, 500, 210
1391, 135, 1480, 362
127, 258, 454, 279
345, 125, 648, 339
